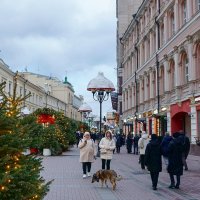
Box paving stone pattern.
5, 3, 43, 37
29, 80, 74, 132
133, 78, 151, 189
42, 146, 200, 200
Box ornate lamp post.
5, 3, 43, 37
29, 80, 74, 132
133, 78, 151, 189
78, 102, 92, 122
87, 72, 115, 135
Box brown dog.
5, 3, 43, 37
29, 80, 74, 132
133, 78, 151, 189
91, 170, 122, 190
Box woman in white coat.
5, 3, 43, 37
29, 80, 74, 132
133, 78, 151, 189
78, 132, 96, 178
138, 131, 150, 170
99, 130, 116, 170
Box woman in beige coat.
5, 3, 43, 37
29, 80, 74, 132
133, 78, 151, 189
99, 130, 116, 170
78, 132, 96, 178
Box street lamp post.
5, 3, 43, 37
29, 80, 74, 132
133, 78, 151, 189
87, 72, 115, 135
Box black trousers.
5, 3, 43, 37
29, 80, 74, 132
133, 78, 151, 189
133, 145, 138, 154
102, 159, 111, 170
140, 155, 145, 169
82, 162, 91, 174
169, 173, 180, 186
116, 146, 121, 153
150, 172, 159, 188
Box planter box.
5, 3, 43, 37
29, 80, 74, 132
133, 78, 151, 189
43, 148, 51, 156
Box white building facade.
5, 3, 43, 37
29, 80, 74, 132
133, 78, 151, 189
117, 0, 200, 153
0, 59, 82, 121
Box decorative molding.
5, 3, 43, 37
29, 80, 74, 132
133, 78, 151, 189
173, 46, 178, 53
164, 54, 168, 61
186, 35, 193, 43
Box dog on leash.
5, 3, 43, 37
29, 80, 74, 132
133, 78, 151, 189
91, 170, 122, 190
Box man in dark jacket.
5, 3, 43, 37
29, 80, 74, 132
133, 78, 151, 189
133, 134, 140, 154
161, 132, 172, 167
145, 134, 162, 190
179, 130, 190, 170
167, 132, 184, 189
126, 133, 133, 153
116, 134, 123, 153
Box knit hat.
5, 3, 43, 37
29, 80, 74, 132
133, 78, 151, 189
151, 134, 158, 140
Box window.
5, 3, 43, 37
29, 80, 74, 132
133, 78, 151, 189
183, 0, 187, 24
159, 67, 165, 95
184, 58, 189, 83
169, 60, 175, 89
171, 13, 175, 35
9, 81, 12, 95
20, 87, 23, 96
198, 0, 200, 10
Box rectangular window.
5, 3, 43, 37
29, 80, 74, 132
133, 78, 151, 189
197, 110, 200, 137
20, 87, 23, 96
185, 59, 189, 83
183, 1, 187, 23
32, 93, 35, 103
172, 15, 175, 35
198, 0, 200, 10
9, 81, 12, 95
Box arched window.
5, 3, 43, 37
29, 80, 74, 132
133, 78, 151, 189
169, 10, 175, 37
169, 59, 175, 89
180, 52, 189, 84
152, 70, 156, 97
160, 22, 164, 46
180, 0, 187, 25
196, 44, 200, 79
159, 66, 165, 95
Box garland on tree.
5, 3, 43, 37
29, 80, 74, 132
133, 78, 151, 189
0, 75, 51, 200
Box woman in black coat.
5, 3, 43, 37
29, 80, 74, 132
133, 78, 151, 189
126, 133, 133, 153
167, 132, 184, 189
145, 134, 162, 190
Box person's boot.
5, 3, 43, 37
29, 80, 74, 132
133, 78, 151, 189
175, 184, 179, 189
169, 184, 175, 189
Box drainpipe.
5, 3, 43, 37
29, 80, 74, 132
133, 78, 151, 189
155, 11, 161, 134
134, 18, 139, 133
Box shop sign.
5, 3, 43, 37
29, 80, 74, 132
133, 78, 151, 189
195, 96, 200, 103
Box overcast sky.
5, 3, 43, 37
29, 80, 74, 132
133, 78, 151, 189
0, 0, 117, 116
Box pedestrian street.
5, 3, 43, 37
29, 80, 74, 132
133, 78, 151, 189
42, 146, 200, 200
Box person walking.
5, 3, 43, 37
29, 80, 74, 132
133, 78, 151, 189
145, 134, 162, 190
179, 130, 190, 171
126, 132, 133, 153
167, 132, 184, 189
161, 132, 172, 167
78, 132, 96, 178
116, 134, 123, 153
99, 130, 116, 170
138, 131, 149, 170
133, 133, 140, 154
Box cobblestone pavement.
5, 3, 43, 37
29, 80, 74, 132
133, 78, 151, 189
42, 145, 200, 200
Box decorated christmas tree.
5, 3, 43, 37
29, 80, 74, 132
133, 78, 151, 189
0, 74, 51, 200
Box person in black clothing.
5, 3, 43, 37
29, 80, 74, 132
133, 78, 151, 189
161, 132, 172, 167
133, 134, 140, 154
167, 132, 184, 189
178, 130, 190, 171
145, 134, 162, 190
116, 134, 123, 153
126, 133, 133, 153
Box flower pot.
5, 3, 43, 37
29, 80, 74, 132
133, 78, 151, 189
43, 148, 51, 156
30, 148, 38, 155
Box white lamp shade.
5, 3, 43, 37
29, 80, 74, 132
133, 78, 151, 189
87, 72, 115, 92
78, 102, 92, 113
